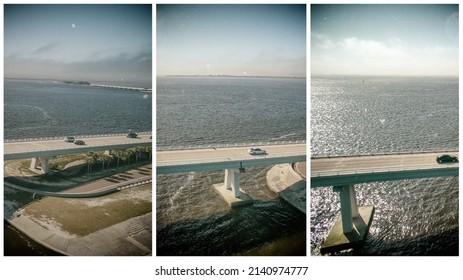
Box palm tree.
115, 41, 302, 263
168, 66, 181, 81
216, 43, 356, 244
135, 146, 145, 162
119, 150, 129, 166
145, 146, 152, 160
112, 150, 122, 167
126, 148, 136, 165
100, 154, 113, 171
85, 152, 97, 174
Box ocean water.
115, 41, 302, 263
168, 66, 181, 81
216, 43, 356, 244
3, 78, 152, 255
311, 75, 458, 256
156, 76, 307, 256
157, 76, 306, 147
4, 79, 152, 140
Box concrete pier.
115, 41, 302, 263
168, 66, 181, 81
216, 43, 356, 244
213, 183, 253, 207
320, 205, 374, 254
30, 157, 49, 174
212, 168, 253, 207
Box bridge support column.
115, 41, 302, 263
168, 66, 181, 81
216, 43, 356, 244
30, 157, 49, 174
224, 168, 241, 198
30, 157, 39, 170
40, 158, 49, 174
212, 167, 253, 207
320, 185, 375, 255
334, 185, 359, 233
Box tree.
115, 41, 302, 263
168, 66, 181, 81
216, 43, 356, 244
100, 154, 113, 171
126, 148, 136, 165
112, 150, 122, 167
85, 152, 98, 174
145, 146, 152, 160
135, 146, 146, 162
119, 150, 129, 166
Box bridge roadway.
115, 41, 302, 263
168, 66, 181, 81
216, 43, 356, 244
311, 151, 459, 253
311, 151, 459, 187
157, 144, 306, 174
4, 134, 152, 160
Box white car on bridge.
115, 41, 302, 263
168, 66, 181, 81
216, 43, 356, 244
248, 147, 266, 155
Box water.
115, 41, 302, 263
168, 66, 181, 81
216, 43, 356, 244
157, 77, 306, 146
156, 76, 306, 256
3, 78, 152, 255
311, 75, 458, 256
4, 223, 62, 256
4, 79, 152, 140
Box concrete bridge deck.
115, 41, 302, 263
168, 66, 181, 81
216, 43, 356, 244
311, 151, 459, 187
311, 150, 459, 254
4, 134, 152, 160
157, 143, 306, 174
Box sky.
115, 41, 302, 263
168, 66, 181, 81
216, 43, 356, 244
157, 4, 306, 77
311, 4, 459, 76
4, 4, 152, 87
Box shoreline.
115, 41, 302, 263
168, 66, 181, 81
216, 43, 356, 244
4, 157, 152, 256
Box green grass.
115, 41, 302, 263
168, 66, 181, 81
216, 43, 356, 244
24, 184, 152, 236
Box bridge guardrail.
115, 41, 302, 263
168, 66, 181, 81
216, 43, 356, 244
4, 131, 152, 143
157, 151, 307, 167
156, 140, 306, 151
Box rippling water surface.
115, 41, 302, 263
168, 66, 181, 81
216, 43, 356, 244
311, 76, 458, 256
4, 79, 152, 139
4, 78, 152, 255
156, 77, 306, 256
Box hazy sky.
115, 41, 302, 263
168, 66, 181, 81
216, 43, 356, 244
157, 4, 306, 77
4, 4, 152, 86
311, 4, 458, 76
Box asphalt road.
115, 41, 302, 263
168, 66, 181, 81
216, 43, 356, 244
311, 151, 459, 177
157, 144, 306, 166
4, 134, 152, 160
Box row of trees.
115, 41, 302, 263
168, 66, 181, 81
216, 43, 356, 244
85, 146, 152, 174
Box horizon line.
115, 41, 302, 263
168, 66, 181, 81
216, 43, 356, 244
158, 74, 307, 79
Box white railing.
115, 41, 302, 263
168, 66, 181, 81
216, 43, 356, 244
156, 140, 306, 151
117, 179, 153, 191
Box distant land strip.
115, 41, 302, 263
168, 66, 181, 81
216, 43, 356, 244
162, 74, 306, 79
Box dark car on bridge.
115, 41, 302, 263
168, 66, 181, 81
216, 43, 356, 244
436, 154, 458, 163
127, 132, 138, 138
74, 140, 85, 145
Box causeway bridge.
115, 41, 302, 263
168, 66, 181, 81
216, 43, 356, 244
4, 133, 152, 173
157, 143, 306, 205
311, 151, 459, 253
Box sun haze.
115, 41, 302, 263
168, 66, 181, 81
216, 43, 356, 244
311, 4, 458, 77
157, 4, 306, 78
4, 4, 152, 86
